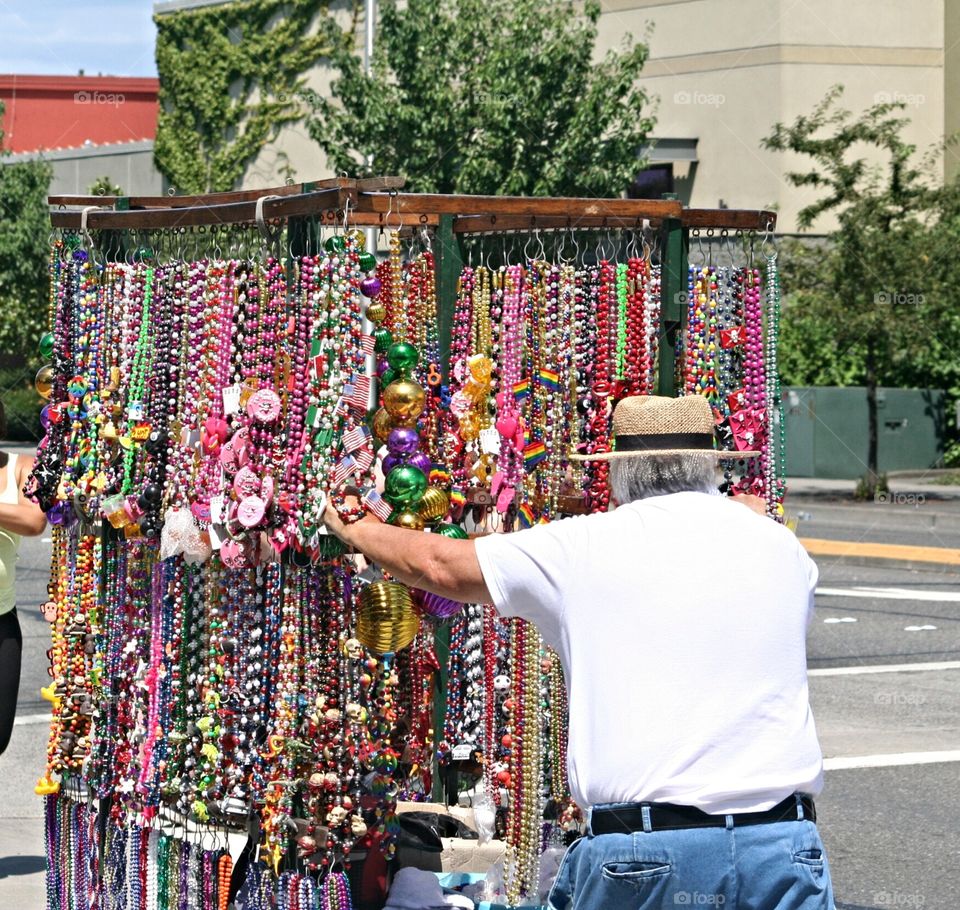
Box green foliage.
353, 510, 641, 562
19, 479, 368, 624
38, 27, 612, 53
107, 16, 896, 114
764, 86, 960, 481
0, 367, 42, 442
0, 101, 53, 367
88, 176, 124, 197
308, 0, 655, 196
153, 0, 354, 193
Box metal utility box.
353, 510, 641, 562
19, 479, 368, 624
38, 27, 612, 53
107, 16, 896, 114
783, 386, 945, 479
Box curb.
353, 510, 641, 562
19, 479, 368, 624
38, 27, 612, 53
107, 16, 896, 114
799, 537, 960, 574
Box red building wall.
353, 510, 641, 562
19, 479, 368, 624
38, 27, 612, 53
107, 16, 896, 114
0, 75, 159, 154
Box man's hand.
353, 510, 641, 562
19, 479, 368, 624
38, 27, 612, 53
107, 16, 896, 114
323, 492, 368, 543
320, 487, 492, 605
732, 493, 767, 516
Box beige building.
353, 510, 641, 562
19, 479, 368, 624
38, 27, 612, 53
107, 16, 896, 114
154, 0, 958, 234
613, 0, 956, 233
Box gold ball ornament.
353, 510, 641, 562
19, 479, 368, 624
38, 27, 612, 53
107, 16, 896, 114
372, 407, 396, 443
356, 581, 420, 654
382, 379, 426, 422
417, 486, 450, 522
365, 302, 387, 324
393, 510, 425, 531
35, 365, 55, 400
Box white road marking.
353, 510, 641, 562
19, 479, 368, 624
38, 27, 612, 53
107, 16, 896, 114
823, 617, 857, 623
824, 750, 960, 770
904, 625, 938, 632
13, 713, 52, 726
809, 660, 960, 676
817, 586, 960, 602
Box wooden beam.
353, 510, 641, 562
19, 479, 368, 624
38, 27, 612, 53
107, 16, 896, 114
49, 177, 405, 212
452, 213, 669, 233
682, 209, 777, 231
49, 188, 347, 230
356, 192, 682, 220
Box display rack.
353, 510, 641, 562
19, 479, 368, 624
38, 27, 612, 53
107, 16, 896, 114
49, 176, 776, 400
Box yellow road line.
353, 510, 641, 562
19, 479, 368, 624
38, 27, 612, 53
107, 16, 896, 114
799, 537, 960, 566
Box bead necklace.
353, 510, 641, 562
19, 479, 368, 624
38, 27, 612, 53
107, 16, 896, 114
765, 253, 785, 515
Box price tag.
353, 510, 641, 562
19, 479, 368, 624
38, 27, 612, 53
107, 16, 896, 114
210, 495, 225, 525
222, 384, 242, 416
479, 427, 501, 456
451, 744, 474, 762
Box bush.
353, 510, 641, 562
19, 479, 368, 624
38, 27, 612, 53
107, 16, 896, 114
0, 367, 43, 442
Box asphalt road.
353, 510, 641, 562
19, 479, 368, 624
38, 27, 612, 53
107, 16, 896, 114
1, 495, 959, 908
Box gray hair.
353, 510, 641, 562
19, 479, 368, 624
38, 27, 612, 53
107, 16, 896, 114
609, 453, 719, 504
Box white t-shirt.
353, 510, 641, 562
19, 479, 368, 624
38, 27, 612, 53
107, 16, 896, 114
474, 491, 824, 814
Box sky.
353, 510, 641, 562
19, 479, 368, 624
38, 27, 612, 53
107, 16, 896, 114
0, 1, 158, 77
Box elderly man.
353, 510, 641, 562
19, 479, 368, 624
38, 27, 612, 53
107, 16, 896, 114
324, 394, 833, 910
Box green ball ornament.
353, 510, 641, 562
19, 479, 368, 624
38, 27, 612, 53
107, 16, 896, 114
324, 235, 346, 253
38, 332, 55, 360
434, 522, 468, 540
380, 368, 397, 389
386, 342, 419, 374
359, 251, 377, 272
384, 464, 428, 507
374, 328, 394, 354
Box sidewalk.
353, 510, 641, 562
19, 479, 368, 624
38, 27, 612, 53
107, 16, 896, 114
0, 713, 48, 906
787, 472, 960, 502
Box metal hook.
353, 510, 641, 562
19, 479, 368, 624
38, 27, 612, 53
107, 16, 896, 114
693, 229, 705, 268
256, 194, 282, 255
761, 219, 777, 259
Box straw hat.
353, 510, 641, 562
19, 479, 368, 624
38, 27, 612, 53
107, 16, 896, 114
570, 394, 759, 462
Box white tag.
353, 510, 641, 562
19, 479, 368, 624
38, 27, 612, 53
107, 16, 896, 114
210, 495, 224, 525
479, 428, 501, 455
222, 384, 242, 415
451, 744, 474, 761
208, 523, 224, 550
187, 429, 200, 449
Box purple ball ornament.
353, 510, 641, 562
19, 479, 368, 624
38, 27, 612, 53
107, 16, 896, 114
360, 276, 382, 298
387, 427, 420, 456
406, 451, 431, 475
381, 453, 403, 475
411, 588, 464, 620
40, 404, 53, 432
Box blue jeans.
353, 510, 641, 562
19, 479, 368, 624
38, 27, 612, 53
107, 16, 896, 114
548, 805, 833, 910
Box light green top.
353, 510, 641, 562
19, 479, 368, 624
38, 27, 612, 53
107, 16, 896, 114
0, 454, 22, 616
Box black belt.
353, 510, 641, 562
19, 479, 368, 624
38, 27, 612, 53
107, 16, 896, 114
590, 794, 816, 835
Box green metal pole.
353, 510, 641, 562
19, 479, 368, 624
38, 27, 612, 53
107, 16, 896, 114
435, 213, 462, 382
657, 193, 688, 397
431, 213, 462, 801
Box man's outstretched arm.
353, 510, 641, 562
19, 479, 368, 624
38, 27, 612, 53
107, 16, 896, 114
323, 497, 492, 605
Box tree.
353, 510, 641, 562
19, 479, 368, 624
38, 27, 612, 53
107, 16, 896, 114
764, 86, 956, 493
308, 0, 655, 196
153, 0, 354, 194
0, 101, 53, 364
88, 176, 124, 197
